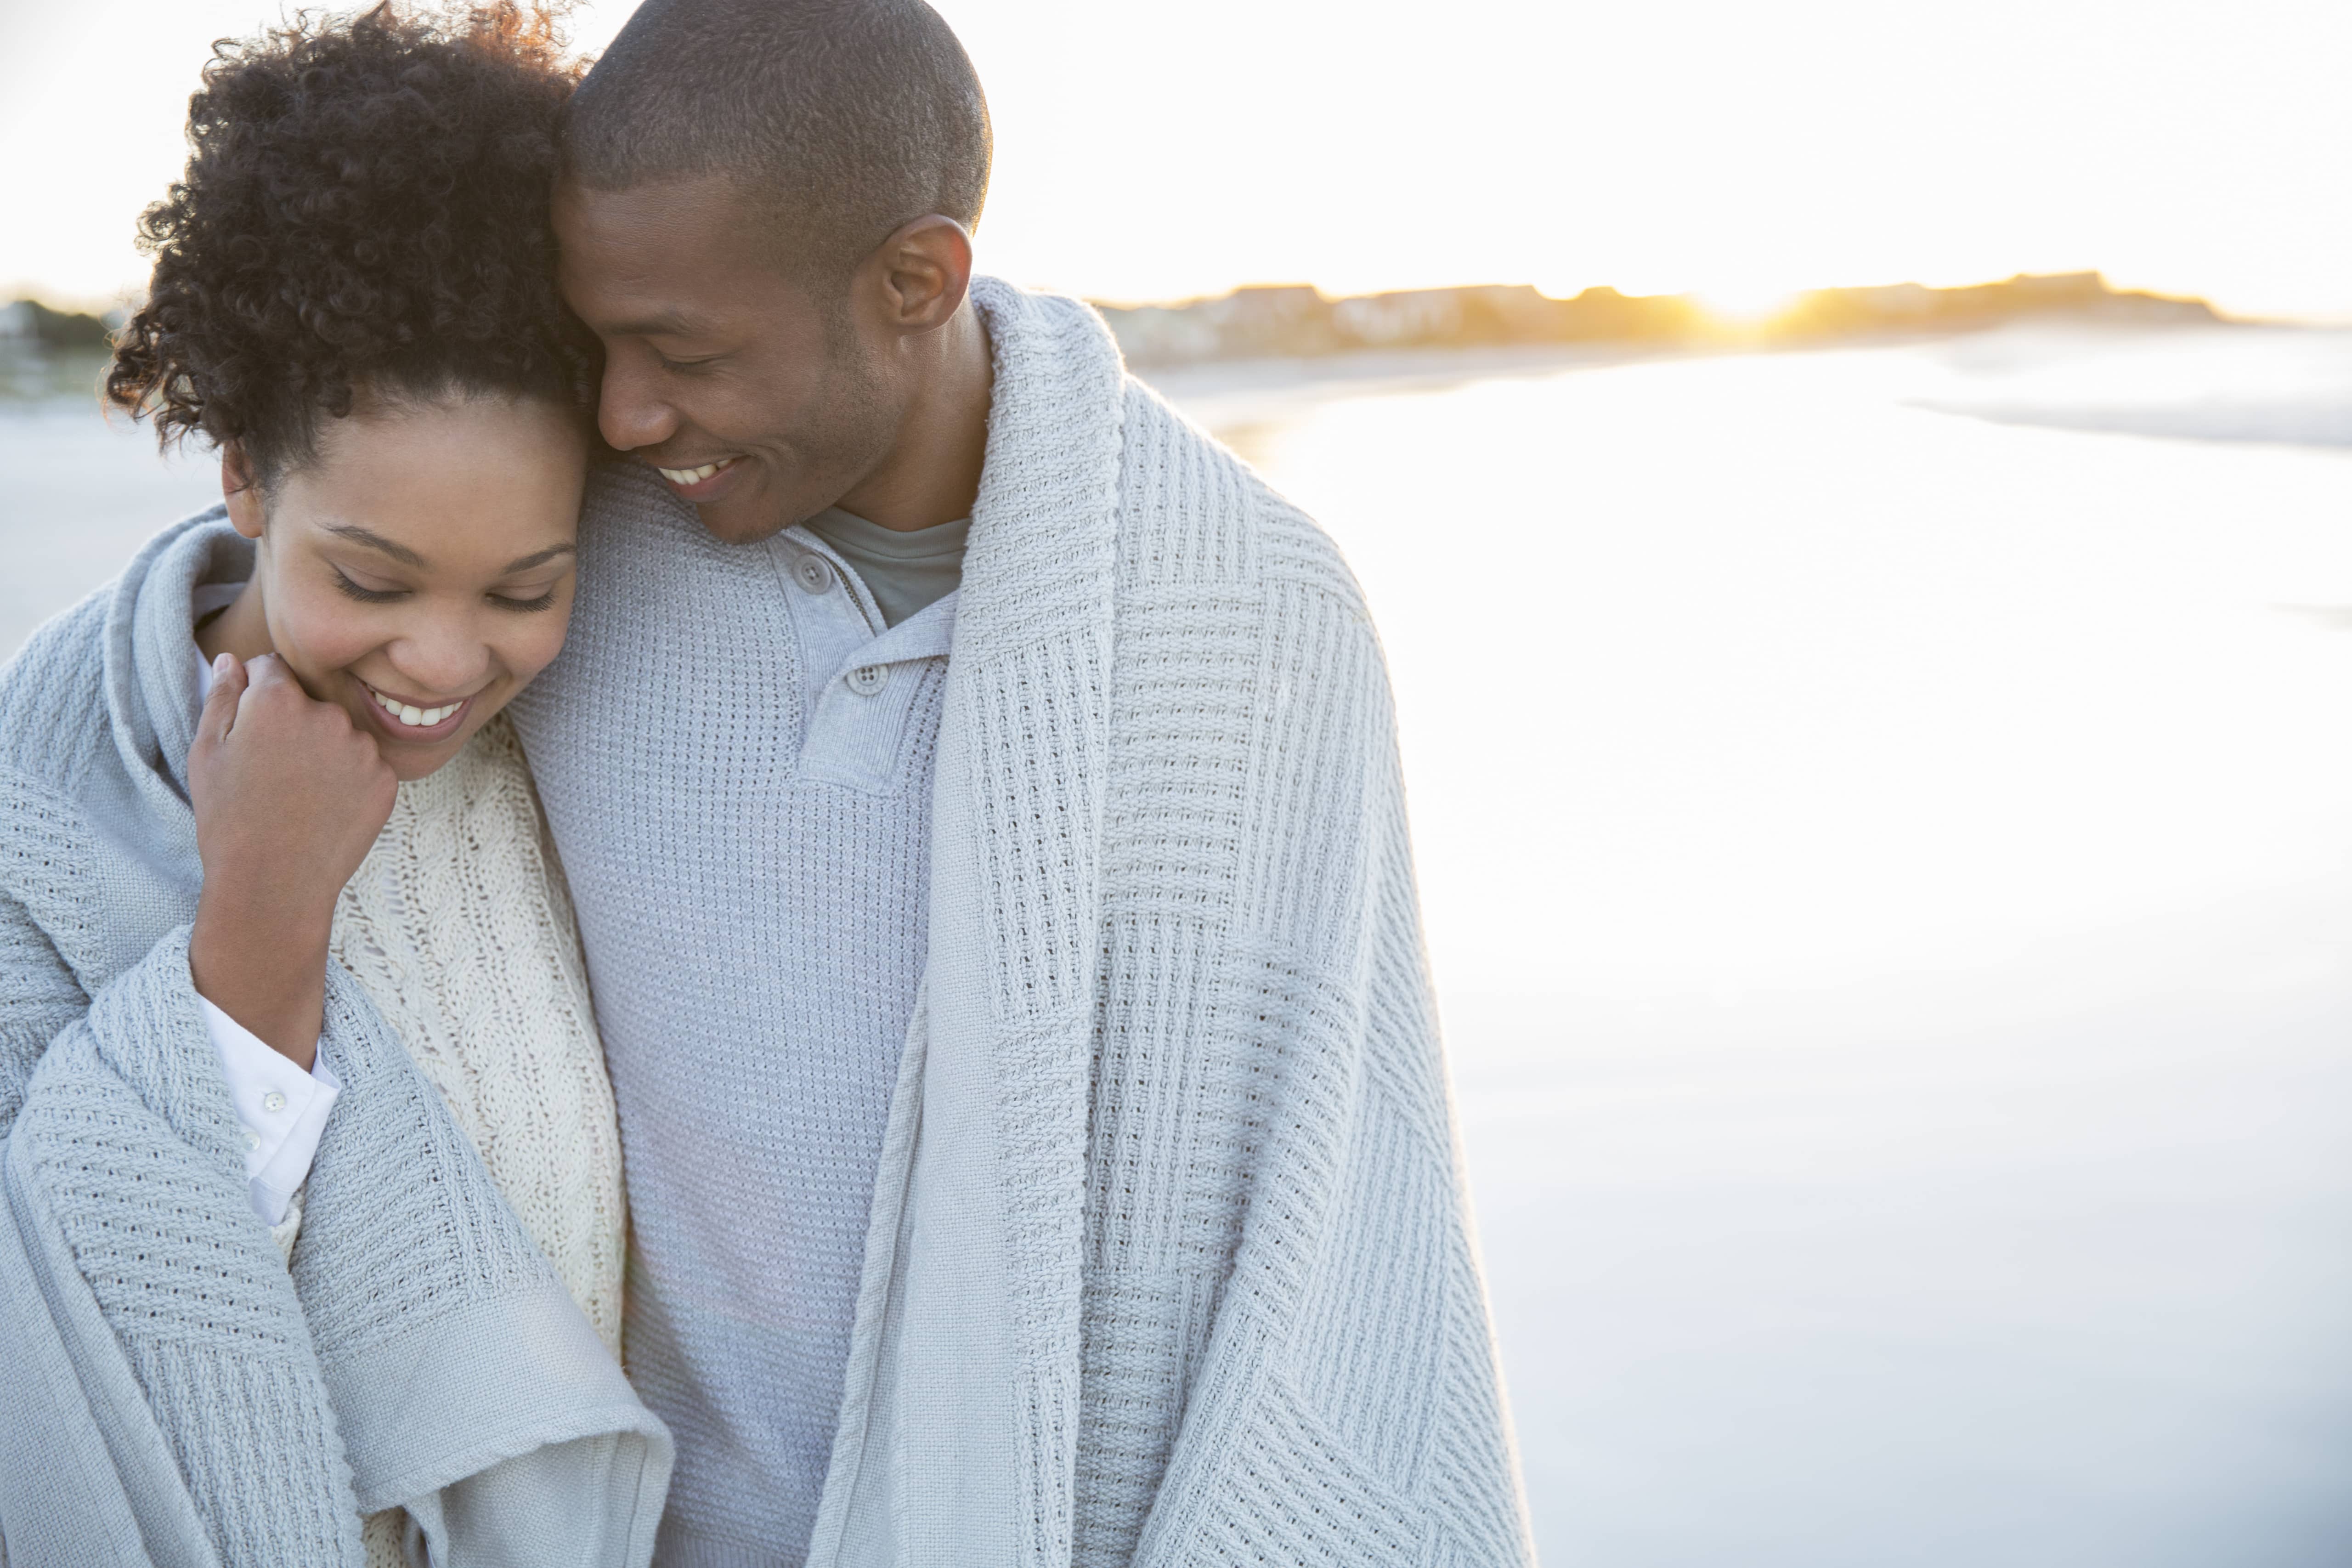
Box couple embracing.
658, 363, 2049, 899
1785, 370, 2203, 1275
0, 2, 1531, 1565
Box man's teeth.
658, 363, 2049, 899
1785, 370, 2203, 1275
366, 687, 461, 728
657, 460, 729, 485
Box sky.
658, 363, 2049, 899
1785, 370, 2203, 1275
3, 0, 2350, 320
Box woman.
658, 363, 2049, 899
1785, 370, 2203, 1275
0, 6, 663, 1565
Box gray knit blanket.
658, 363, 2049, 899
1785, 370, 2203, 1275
0, 519, 670, 1567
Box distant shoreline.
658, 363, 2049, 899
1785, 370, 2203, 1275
1097, 272, 2228, 370
0, 274, 2288, 420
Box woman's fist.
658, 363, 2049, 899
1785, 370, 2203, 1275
187, 652, 397, 1067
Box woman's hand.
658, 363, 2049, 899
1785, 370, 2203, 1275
187, 652, 397, 1069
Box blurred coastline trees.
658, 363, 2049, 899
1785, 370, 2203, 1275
0, 299, 121, 404
0, 299, 116, 352
1096, 272, 2222, 368
2, 272, 2228, 391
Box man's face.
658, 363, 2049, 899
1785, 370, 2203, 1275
554, 173, 898, 544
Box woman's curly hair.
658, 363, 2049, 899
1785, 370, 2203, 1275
107, 2, 596, 483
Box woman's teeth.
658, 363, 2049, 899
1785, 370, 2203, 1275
657, 459, 731, 485
365, 685, 462, 729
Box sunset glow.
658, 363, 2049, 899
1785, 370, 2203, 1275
1691, 284, 1806, 326
2, 0, 2349, 318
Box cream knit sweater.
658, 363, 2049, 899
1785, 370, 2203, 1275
327, 713, 624, 1356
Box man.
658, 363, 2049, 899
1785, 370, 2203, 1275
513, 1, 1535, 1563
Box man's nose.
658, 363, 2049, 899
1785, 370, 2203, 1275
599, 354, 682, 454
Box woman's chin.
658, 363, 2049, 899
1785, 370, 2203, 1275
380, 738, 467, 782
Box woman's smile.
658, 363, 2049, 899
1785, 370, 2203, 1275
356, 677, 477, 738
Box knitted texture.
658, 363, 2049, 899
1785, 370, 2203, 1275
328, 712, 625, 1355
0, 515, 671, 1568
509, 461, 947, 1562
1083, 392, 1533, 1568
13, 941, 362, 1567
528, 279, 1535, 1568
326, 711, 628, 1568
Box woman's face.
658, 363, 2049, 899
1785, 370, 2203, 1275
223, 393, 588, 782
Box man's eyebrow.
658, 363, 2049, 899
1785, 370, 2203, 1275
323, 523, 427, 568
501, 543, 578, 574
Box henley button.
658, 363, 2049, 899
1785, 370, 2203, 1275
243, 1128, 261, 1152
263, 1090, 288, 1114
793, 556, 834, 594
848, 664, 890, 696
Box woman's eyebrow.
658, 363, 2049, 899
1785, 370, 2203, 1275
323, 523, 427, 567
501, 543, 578, 574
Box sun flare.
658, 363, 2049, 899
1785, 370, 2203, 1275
1694, 283, 1805, 324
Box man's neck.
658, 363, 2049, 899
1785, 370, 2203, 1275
833, 302, 994, 533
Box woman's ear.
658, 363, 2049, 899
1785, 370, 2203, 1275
220, 444, 266, 539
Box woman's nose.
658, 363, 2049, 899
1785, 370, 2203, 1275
389, 620, 492, 697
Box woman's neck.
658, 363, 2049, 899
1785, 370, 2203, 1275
195, 575, 276, 666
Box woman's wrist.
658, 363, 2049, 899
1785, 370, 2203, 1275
189, 887, 334, 1070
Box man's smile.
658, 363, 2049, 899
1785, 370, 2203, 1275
649, 455, 746, 500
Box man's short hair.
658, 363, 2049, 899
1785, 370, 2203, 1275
561, 0, 990, 276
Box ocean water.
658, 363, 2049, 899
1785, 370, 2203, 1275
9, 326, 2352, 1565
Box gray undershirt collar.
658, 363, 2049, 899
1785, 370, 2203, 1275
798, 508, 969, 629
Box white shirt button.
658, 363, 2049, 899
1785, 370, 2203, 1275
262, 1090, 288, 1114
793, 556, 834, 594
243, 1128, 261, 1151
847, 664, 890, 696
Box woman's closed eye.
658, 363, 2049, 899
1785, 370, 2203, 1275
331, 569, 407, 605
332, 569, 560, 612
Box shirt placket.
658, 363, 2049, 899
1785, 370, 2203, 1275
772, 530, 955, 792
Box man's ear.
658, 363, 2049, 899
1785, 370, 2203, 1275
865, 215, 975, 334
220, 444, 266, 539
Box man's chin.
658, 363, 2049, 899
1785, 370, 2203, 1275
690, 489, 801, 545
641, 455, 835, 544
657, 464, 796, 544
